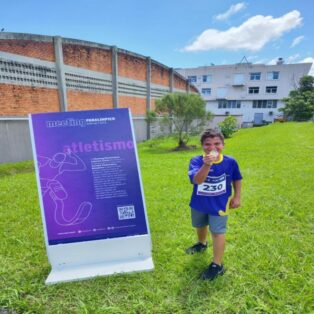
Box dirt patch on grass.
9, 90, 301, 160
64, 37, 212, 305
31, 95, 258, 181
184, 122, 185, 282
173, 145, 197, 151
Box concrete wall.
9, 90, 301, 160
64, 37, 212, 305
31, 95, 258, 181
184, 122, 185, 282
0, 117, 151, 163
0, 118, 33, 163
0, 114, 243, 164
0, 33, 201, 163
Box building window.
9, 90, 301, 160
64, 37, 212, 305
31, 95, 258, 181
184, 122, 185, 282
218, 100, 241, 109
248, 87, 259, 94
266, 86, 277, 94
253, 100, 277, 108
188, 76, 197, 83
202, 75, 212, 82
201, 88, 211, 95
267, 71, 279, 80
250, 72, 261, 80
268, 100, 277, 108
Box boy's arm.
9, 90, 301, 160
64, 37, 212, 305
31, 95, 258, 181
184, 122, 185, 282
230, 180, 241, 208
193, 164, 211, 184
192, 154, 217, 184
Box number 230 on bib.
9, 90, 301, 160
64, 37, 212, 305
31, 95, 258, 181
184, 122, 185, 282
197, 174, 226, 196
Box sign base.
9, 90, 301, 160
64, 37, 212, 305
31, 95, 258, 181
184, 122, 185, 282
46, 257, 154, 285
45, 235, 154, 284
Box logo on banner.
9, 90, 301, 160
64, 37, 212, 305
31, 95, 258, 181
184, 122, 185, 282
46, 117, 116, 128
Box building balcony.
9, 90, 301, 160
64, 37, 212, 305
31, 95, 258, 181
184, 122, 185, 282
232, 82, 245, 87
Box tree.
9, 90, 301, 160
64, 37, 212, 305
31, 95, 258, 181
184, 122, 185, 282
299, 75, 314, 92
145, 110, 157, 139
155, 93, 212, 149
280, 75, 314, 121
218, 115, 238, 138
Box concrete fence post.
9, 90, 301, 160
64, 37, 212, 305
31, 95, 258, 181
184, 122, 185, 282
169, 68, 174, 93
186, 81, 190, 93
169, 68, 174, 133
111, 46, 119, 108
53, 36, 67, 111
146, 57, 151, 140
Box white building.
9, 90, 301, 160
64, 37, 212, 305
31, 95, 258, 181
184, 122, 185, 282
176, 59, 312, 126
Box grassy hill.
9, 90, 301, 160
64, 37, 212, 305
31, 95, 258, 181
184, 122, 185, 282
0, 122, 313, 313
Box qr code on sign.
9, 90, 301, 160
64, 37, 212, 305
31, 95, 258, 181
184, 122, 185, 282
117, 205, 136, 220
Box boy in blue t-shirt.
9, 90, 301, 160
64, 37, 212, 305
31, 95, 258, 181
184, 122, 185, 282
187, 129, 242, 280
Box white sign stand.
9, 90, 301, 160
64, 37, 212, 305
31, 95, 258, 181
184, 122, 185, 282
45, 235, 153, 284
29, 110, 154, 285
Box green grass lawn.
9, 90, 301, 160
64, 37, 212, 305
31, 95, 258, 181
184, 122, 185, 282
0, 122, 313, 313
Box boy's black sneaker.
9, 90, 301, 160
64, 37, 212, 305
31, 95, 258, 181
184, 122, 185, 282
185, 242, 208, 254
200, 262, 225, 280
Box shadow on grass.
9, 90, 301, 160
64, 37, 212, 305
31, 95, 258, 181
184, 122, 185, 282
176, 246, 229, 311
139, 146, 201, 155
138, 135, 201, 155
0, 160, 34, 177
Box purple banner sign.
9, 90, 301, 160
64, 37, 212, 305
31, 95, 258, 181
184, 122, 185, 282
30, 109, 148, 245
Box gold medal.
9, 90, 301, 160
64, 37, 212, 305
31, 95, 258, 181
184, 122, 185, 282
209, 150, 219, 158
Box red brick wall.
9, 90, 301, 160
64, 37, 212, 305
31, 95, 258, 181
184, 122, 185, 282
118, 53, 146, 81
63, 44, 112, 73
191, 85, 199, 93
0, 84, 60, 115
119, 96, 146, 115
150, 99, 156, 110
0, 37, 194, 117
67, 90, 113, 111
0, 40, 55, 62
151, 63, 170, 87
174, 75, 187, 90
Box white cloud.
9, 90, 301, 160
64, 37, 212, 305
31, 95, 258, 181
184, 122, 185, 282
265, 56, 313, 75
267, 54, 300, 65
291, 35, 304, 47
299, 57, 314, 76
300, 57, 314, 63
214, 2, 247, 21
247, 55, 259, 61
267, 58, 278, 65
286, 54, 300, 63
254, 58, 268, 64
183, 10, 302, 52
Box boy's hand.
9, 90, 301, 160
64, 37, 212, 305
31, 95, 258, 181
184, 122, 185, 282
230, 196, 241, 208
203, 153, 218, 166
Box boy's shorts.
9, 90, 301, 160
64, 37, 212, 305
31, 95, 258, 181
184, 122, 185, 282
191, 208, 228, 234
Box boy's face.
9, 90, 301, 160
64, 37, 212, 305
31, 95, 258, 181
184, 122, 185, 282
202, 136, 224, 155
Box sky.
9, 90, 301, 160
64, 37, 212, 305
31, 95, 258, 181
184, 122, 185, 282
1, 0, 313, 74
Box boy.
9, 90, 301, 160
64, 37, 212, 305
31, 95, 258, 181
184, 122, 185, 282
186, 129, 242, 280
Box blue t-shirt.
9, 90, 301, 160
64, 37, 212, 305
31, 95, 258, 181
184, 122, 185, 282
188, 155, 242, 216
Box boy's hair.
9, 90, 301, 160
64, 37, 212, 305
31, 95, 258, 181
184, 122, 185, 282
200, 129, 224, 144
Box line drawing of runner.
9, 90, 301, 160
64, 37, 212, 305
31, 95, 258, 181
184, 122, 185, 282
38, 151, 92, 226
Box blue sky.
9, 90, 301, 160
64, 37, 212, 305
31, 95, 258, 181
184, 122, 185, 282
1, 0, 313, 74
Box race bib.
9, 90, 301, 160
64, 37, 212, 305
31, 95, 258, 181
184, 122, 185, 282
197, 174, 226, 196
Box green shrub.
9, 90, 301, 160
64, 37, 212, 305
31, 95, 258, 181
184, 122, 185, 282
218, 115, 238, 138
145, 110, 157, 123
